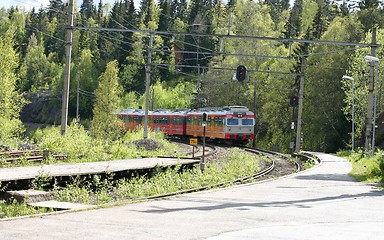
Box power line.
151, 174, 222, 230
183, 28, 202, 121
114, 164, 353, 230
153, 63, 302, 76
74, 26, 379, 48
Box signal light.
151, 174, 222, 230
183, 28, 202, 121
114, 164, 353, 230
290, 96, 299, 107
236, 65, 246, 81
202, 112, 208, 122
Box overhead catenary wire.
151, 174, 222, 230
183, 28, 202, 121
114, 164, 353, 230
73, 26, 378, 48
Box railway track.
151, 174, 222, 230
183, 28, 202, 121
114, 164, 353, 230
137, 147, 277, 201
0, 150, 67, 165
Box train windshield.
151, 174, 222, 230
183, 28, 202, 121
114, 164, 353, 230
227, 119, 239, 125
242, 118, 254, 126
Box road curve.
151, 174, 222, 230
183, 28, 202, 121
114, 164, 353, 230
1, 153, 383, 240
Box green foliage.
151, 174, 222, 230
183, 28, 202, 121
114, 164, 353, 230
147, 81, 194, 109
342, 28, 383, 146
90, 60, 123, 140
70, 49, 98, 119
0, 199, 52, 218
30, 170, 53, 190
0, 25, 26, 143
32, 121, 179, 163
33, 121, 98, 160
348, 150, 384, 183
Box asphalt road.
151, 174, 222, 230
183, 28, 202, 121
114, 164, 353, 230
1, 153, 383, 240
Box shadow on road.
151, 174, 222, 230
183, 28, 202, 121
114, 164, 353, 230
136, 189, 384, 214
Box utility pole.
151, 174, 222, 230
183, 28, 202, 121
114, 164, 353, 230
76, 74, 79, 121
227, 6, 232, 35
144, 33, 154, 139
295, 57, 305, 153
252, 76, 256, 148
61, 0, 74, 135
365, 28, 377, 151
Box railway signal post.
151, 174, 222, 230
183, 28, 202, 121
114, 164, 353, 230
201, 112, 208, 171
289, 96, 298, 153
236, 65, 247, 81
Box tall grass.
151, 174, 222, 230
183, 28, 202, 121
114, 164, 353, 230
31, 121, 179, 163
342, 149, 384, 183
0, 199, 52, 218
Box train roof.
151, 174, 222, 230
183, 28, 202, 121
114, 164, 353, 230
189, 106, 253, 115
118, 107, 144, 114
118, 106, 253, 116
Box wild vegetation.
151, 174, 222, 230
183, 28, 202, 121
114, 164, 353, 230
339, 150, 384, 183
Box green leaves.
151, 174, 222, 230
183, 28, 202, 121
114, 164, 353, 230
91, 60, 123, 140
0, 26, 26, 143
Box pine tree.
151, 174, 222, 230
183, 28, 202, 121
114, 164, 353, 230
357, 0, 382, 31
311, 1, 329, 40
285, 0, 303, 39
171, 0, 188, 21
47, 0, 64, 21
158, 0, 172, 80
80, 0, 97, 22
265, 0, 290, 29
90, 60, 122, 139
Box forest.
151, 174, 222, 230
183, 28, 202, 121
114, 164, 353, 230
0, 0, 383, 153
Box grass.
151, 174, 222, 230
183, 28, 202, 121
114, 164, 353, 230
338, 149, 384, 184
0, 199, 53, 218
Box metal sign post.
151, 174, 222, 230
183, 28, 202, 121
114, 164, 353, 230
190, 138, 198, 158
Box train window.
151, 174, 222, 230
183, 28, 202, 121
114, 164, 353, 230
215, 117, 223, 126
227, 118, 239, 125
163, 117, 169, 124
188, 117, 193, 124
242, 119, 254, 126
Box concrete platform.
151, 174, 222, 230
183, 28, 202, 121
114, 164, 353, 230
0, 157, 199, 183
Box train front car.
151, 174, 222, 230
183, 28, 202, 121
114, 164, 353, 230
222, 106, 255, 145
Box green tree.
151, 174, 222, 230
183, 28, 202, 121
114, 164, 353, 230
304, 16, 364, 152
70, 49, 98, 119
285, 0, 303, 38
90, 60, 123, 139
0, 26, 26, 142
357, 0, 382, 31
19, 33, 48, 91
342, 28, 383, 147
145, 81, 194, 109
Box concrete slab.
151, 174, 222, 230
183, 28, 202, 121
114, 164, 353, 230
28, 200, 95, 210
4, 189, 51, 203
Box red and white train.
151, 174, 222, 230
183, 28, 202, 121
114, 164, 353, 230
117, 106, 255, 144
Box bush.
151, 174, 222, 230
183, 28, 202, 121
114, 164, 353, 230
348, 150, 384, 183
